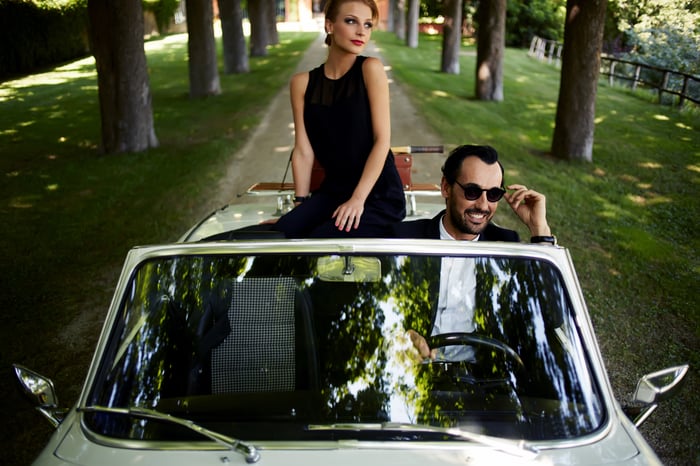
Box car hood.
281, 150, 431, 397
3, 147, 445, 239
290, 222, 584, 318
35, 410, 659, 466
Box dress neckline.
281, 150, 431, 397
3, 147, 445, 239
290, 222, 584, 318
322, 56, 361, 81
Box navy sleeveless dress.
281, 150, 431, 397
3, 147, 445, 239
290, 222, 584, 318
275, 56, 406, 238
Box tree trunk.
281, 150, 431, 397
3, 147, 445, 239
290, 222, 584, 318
475, 0, 505, 101
394, 0, 406, 40
267, 0, 279, 46
405, 0, 419, 48
441, 0, 462, 74
385, 0, 395, 32
185, 0, 221, 98
249, 0, 270, 56
87, 0, 158, 154
218, 0, 249, 74
551, 0, 608, 162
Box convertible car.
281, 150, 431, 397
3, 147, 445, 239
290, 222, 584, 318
14, 151, 688, 465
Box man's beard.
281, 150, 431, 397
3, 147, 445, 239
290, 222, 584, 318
448, 202, 493, 236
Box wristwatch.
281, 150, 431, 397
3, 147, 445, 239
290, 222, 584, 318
530, 235, 557, 245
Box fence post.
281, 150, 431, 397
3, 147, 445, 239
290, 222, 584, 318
680, 75, 689, 107
632, 65, 641, 91
659, 71, 670, 103
609, 60, 616, 86
537, 38, 546, 60
528, 36, 537, 56
547, 40, 555, 64
556, 44, 562, 67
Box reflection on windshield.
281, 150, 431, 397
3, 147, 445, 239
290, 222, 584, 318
86, 253, 604, 443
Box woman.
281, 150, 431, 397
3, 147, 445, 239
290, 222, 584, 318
274, 0, 406, 238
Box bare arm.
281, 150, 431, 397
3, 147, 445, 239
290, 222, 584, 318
289, 72, 314, 200
333, 57, 392, 231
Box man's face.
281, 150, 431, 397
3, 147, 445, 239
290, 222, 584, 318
442, 156, 503, 240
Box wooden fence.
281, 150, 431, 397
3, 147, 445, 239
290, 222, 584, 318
528, 36, 699, 108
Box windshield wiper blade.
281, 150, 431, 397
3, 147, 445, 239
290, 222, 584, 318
79, 405, 260, 464
308, 422, 538, 458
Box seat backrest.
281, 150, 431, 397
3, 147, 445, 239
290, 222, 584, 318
211, 277, 297, 394
309, 153, 414, 192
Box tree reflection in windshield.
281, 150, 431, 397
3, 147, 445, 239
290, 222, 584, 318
87, 253, 603, 442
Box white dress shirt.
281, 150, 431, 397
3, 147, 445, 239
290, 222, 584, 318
432, 216, 478, 361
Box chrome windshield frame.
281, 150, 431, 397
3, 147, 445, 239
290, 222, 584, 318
77, 239, 618, 450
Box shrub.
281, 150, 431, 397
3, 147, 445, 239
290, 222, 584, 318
0, 0, 89, 79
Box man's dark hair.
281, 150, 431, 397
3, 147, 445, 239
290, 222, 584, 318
441, 145, 505, 187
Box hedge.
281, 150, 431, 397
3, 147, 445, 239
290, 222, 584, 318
0, 0, 90, 80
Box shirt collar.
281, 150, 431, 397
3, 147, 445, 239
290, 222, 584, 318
439, 214, 480, 242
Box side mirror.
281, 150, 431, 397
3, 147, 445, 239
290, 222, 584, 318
13, 364, 68, 428
623, 364, 689, 427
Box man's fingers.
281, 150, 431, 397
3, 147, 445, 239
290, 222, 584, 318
408, 330, 432, 359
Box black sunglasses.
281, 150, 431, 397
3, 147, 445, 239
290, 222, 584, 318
454, 181, 506, 202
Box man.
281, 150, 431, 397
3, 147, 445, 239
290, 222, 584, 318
392, 144, 554, 242
392, 145, 556, 361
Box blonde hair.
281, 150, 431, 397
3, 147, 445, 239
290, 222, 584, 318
324, 0, 380, 46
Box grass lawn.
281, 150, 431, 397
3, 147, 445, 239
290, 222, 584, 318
373, 31, 699, 466
0, 29, 698, 466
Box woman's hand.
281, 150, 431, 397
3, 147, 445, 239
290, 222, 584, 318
332, 197, 365, 232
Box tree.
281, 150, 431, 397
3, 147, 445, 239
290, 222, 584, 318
87, 0, 158, 154
185, 0, 221, 98
394, 0, 406, 40
441, 0, 462, 74
249, 0, 271, 56
385, 0, 395, 32
475, 0, 506, 101
266, 0, 279, 46
405, 0, 419, 48
551, 0, 607, 162
218, 0, 249, 73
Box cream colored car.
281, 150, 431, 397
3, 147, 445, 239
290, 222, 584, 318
15, 217, 687, 465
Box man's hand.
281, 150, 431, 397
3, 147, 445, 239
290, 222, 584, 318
407, 329, 437, 361
504, 184, 551, 237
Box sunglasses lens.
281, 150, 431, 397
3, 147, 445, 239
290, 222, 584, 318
462, 185, 482, 200
486, 188, 505, 202
459, 182, 505, 202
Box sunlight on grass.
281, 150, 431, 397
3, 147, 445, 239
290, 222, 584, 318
1, 56, 96, 92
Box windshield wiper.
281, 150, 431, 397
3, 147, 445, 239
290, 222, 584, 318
308, 422, 538, 458
79, 405, 260, 464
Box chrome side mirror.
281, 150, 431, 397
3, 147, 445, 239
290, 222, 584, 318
13, 364, 68, 428
624, 364, 689, 427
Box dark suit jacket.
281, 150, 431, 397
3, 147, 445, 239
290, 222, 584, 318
392, 210, 520, 242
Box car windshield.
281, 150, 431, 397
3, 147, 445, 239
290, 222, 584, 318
85, 251, 604, 443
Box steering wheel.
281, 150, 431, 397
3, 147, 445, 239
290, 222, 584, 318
428, 332, 525, 371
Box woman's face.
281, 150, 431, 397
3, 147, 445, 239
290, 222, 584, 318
326, 1, 374, 52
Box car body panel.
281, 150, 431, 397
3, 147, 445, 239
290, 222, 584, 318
17, 197, 683, 466
37, 407, 654, 466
